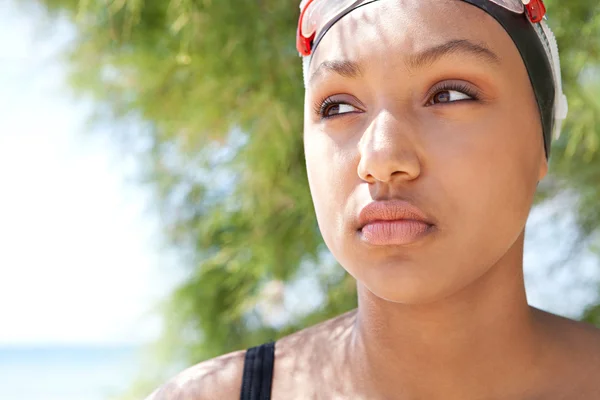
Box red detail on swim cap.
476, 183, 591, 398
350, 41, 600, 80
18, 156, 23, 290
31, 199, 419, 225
297, 30, 316, 56
525, 0, 546, 23
297, 0, 317, 56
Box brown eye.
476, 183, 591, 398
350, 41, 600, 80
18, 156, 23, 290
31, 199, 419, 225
428, 87, 474, 106
321, 102, 360, 118
433, 91, 452, 104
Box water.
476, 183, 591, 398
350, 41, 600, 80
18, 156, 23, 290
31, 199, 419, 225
0, 346, 141, 400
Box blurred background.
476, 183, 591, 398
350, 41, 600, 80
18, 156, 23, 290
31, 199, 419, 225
0, 0, 599, 399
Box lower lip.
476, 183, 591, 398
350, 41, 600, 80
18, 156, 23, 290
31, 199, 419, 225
360, 220, 432, 246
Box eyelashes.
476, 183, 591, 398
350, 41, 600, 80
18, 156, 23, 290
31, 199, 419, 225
313, 81, 481, 120
427, 81, 480, 105
312, 96, 330, 118
312, 96, 344, 119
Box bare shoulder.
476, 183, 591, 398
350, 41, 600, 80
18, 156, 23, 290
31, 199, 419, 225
270, 310, 357, 397
145, 349, 246, 400
144, 311, 357, 400
276, 308, 356, 354
540, 309, 600, 353
535, 309, 600, 398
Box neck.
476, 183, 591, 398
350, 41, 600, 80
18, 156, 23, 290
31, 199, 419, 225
349, 235, 545, 399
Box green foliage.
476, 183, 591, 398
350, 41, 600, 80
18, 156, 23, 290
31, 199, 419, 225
26, 0, 600, 393
32, 0, 351, 365
544, 2, 600, 242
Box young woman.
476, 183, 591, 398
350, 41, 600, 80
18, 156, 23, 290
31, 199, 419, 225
149, 1, 600, 398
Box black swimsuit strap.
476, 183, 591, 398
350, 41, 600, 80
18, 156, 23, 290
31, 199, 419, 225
240, 342, 275, 400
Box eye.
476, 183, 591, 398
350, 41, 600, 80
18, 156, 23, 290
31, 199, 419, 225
430, 90, 472, 104
427, 82, 479, 106
315, 96, 363, 119
323, 102, 360, 118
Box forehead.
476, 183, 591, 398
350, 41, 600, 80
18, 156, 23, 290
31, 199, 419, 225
308, 0, 513, 78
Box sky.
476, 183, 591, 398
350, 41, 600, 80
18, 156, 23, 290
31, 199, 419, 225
0, 1, 598, 347
0, 1, 175, 346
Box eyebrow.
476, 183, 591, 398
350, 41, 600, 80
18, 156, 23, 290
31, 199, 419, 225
309, 59, 364, 84
309, 39, 500, 85
407, 39, 500, 70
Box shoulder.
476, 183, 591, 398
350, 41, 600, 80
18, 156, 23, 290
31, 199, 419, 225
559, 317, 600, 397
276, 309, 356, 355
145, 311, 357, 400
145, 349, 247, 400
536, 309, 600, 398
543, 310, 600, 354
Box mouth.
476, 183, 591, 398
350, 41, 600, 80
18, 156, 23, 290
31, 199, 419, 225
357, 200, 435, 246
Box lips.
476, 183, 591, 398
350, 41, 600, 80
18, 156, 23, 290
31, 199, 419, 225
357, 200, 434, 246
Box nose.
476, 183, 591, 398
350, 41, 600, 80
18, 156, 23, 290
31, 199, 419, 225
357, 110, 421, 184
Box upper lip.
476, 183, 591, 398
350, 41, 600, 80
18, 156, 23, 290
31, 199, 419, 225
357, 200, 434, 229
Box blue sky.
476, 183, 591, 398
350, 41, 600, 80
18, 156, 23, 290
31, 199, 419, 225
1, 0, 598, 347
0, 2, 174, 345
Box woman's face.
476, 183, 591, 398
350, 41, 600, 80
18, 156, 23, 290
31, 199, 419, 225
303, 0, 548, 304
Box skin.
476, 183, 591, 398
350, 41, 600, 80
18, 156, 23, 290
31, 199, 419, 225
148, 1, 600, 399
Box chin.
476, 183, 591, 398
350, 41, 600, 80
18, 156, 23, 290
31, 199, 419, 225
350, 257, 467, 306
363, 279, 452, 305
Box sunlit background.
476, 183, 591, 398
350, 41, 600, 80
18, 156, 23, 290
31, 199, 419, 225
1, 0, 599, 399
0, 2, 179, 399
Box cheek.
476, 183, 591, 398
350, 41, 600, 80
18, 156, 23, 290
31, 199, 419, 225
431, 111, 540, 249
480, 99, 542, 207
304, 127, 358, 241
